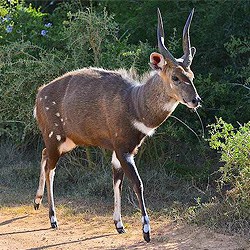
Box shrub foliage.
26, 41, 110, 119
209, 118, 250, 211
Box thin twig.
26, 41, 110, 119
229, 82, 250, 91
170, 115, 200, 141
194, 109, 205, 139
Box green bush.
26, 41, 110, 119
186, 117, 250, 235
0, 41, 68, 141
209, 118, 250, 204
208, 118, 250, 228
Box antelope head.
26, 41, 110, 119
150, 8, 201, 109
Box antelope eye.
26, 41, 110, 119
172, 76, 179, 82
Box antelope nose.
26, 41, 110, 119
192, 96, 201, 105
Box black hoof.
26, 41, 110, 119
116, 227, 126, 234
114, 220, 125, 234
51, 221, 58, 229
34, 201, 40, 210
143, 232, 150, 243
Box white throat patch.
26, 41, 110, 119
163, 99, 179, 113
133, 120, 156, 136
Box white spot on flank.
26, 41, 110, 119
33, 106, 37, 118
60, 118, 64, 122
163, 99, 179, 113
52, 101, 56, 105
45, 107, 49, 110
133, 120, 156, 136
39, 97, 43, 101
58, 138, 76, 154
56, 135, 61, 141
55, 113, 60, 117
54, 123, 58, 127
49, 131, 54, 138
44, 96, 48, 99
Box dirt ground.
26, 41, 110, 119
0, 205, 249, 250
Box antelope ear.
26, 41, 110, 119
150, 52, 165, 70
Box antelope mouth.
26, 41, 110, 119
182, 98, 188, 104
182, 98, 201, 109
182, 98, 192, 107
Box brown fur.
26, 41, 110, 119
35, 66, 198, 155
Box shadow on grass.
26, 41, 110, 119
25, 233, 117, 250
0, 215, 29, 226
0, 227, 50, 236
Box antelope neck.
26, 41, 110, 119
131, 72, 178, 128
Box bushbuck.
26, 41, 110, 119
33, 9, 200, 242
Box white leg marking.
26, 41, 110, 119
48, 169, 57, 224
55, 112, 60, 117
116, 221, 124, 229
143, 224, 151, 233
112, 151, 124, 229
113, 179, 122, 222
58, 138, 76, 154
111, 151, 122, 169
133, 120, 156, 136
51, 215, 57, 224
142, 215, 151, 233
35, 158, 47, 204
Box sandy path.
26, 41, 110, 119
0, 206, 249, 250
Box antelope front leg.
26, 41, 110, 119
116, 151, 151, 242
46, 167, 58, 228
112, 152, 125, 234
34, 148, 47, 210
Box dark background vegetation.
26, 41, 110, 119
0, 0, 249, 236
